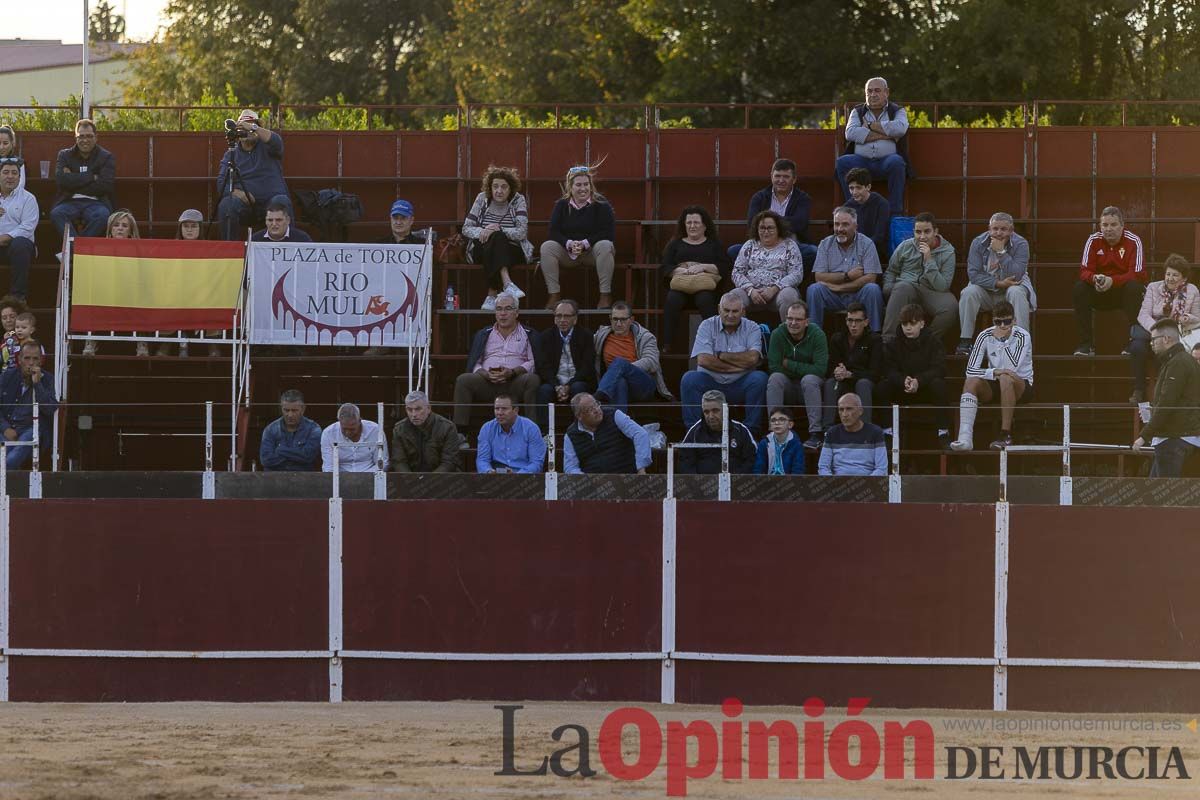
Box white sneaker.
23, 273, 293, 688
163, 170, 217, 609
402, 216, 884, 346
481, 294, 497, 311
949, 438, 973, 452
503, 282, 526, 299
136, 342, 150, 357
82, 339, 97, 356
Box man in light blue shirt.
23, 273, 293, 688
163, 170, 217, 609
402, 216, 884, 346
476, 393, 546, 474
563, 393, 650, 475
680, 292, 767, 434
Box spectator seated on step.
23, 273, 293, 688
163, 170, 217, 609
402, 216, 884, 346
563, 392, 650, 475
259, 388, 322, 471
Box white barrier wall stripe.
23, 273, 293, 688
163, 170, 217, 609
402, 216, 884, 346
328, 496, 344, 702
0, 495, 8, 702
671, 652, 997, 666
5, 649, 333, 658
993, 500, 1010, 711
661, 497, 677, 704
1005, 658, 1200, 670
338, 651, 666, 661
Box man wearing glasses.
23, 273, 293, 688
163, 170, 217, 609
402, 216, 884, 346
951, 301, 1034, 451
49, 119, 115, 238
1133, 319, 1200, 477
0, 157, 38, 300
592, 301, 671, 414
453, 295, 541, 436
533, 299, 596, 428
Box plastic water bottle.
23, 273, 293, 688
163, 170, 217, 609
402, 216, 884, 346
444, 285, 456, 310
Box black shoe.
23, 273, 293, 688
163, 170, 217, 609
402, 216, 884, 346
938, 432, 953, 450
955, 338, 972, 356
803, 433, 823, 451
1129, 388, 1145, 404
1121, 342, 1133, 356
1073, 344, 1095, 356
989, 433, 1013, 450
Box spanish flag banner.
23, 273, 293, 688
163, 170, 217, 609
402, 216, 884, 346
70, 238, 246, 332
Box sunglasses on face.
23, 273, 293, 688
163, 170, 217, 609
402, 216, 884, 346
993, 317, 1014, 326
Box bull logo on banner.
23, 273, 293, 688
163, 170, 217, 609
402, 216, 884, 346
248, 242, 432, 347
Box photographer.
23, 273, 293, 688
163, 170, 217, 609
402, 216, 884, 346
216, 109, 288, 240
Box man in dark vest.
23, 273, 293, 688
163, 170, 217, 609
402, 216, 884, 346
835, 76, 911, 217
563, 393, 650, 475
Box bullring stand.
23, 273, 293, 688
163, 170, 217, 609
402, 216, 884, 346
53, 230, 251, 471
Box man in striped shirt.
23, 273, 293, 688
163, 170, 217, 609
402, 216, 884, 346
950, 301, 1034, 451
1072, 206, 1147, 356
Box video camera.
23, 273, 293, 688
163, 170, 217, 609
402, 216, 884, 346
223, 118, 253, 146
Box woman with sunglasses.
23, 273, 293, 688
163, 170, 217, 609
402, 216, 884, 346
1128, 254, 1200, 403
0, 126, 23, 191
539, 163, 616, 310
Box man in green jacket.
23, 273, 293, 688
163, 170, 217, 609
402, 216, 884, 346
766, 300, 829, 450
1133, 319, 1200, 477
882, 212, 958, 340
391, 390, 464, 472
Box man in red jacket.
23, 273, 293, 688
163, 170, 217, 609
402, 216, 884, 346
1073, 206, 1148, 356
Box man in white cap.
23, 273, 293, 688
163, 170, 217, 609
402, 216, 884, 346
216, 109, 289, 240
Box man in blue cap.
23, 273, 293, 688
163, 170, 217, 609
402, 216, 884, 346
378, 199, 426, 245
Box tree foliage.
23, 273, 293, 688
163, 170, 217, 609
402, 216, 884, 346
123, 0, 449, 107
89, 1, 127, 43
120, 0, 1200, 127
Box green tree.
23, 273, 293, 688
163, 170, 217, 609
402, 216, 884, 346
89, 0, 127, 43
412, 0, 660, 113
122, 0, 449, 108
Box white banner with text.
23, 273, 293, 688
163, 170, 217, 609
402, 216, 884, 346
248, 241, 432, 346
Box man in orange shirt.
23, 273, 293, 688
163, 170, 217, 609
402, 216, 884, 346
592, 301, 672, 414
1073, 205, 1148, 356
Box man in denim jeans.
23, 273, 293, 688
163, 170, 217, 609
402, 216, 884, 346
593, 302, 672, 414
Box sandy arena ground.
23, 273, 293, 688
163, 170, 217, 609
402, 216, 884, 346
0, 701, 1197, 798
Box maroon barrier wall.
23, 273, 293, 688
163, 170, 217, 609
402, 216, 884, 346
1007, 505, 1200, 712
7, 498, 1200, 710
673, 502, 997, 708
340, 500, 663, 701
7, 499, 330, 701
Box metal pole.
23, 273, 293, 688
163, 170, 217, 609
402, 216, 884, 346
204, 401, 213, 472
81, 0, 91, 118
718, 403, 730, 501
544, 402, 557, 500
666, 446, 675, 500
1060, 403, 1073, 506
374, 401, 386, 500
331, 442, 340, 499
998, 447, 1008, 503
202, 401, 215, 499
889, 403, 902, 503
29, 400, 40, 499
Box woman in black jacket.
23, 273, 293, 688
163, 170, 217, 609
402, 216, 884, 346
538, 163, 616, 310
878, 303, 951, 445
658, 205, 730, 352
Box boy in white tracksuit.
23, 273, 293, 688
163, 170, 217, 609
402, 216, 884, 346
951, 301, 1034, 451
